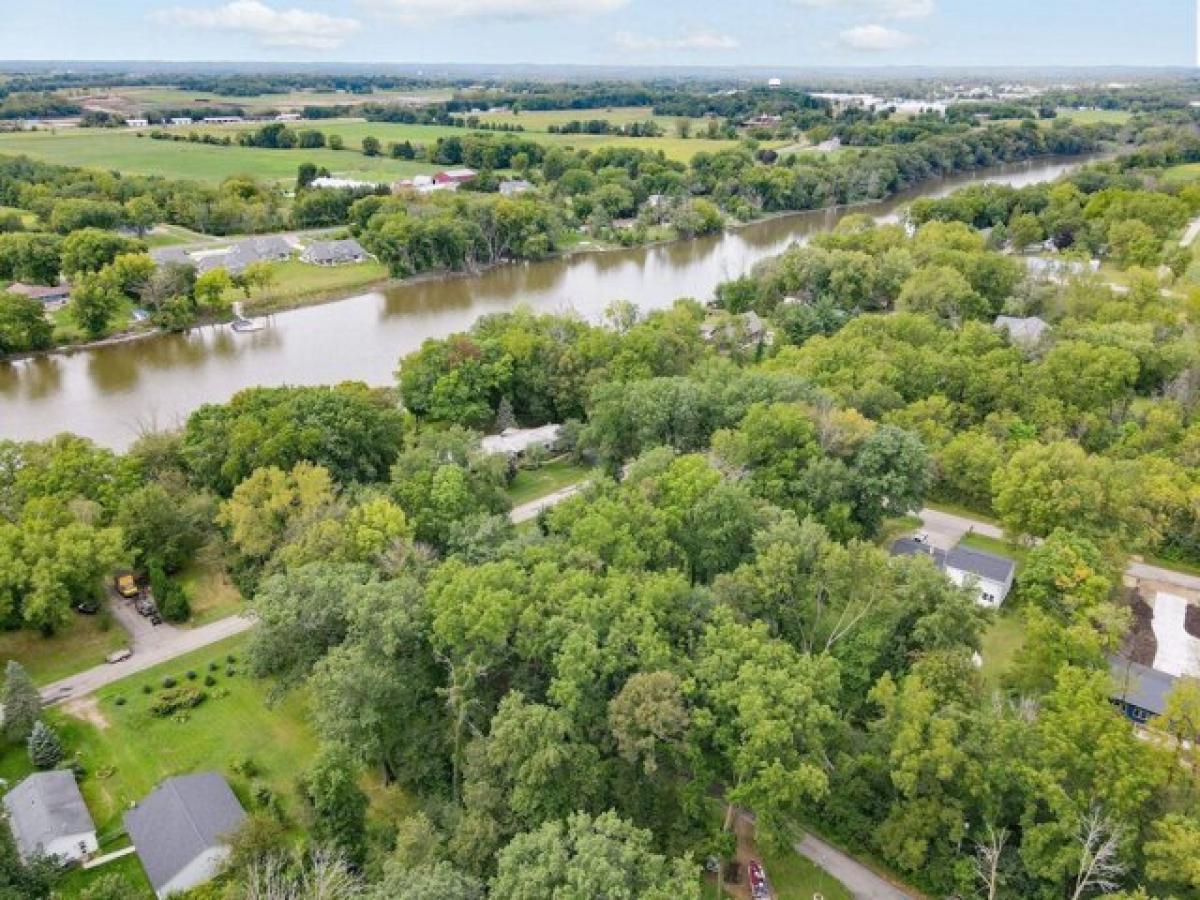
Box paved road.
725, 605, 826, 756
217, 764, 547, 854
795, 834, 915, 900
916, 507, 1200, 593
41, 613, 254, 705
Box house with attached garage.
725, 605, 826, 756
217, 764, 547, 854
125, 772, 247, 899
6, 281, 71, 312
2, 770, 98, 864
1110, 656, 1177, 726
301, 238, 370, 266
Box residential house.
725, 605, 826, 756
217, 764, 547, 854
201, 116, 243, 125
741, 115, 783, 129
435, 168, 478, 187
1024, 256, 1100, 282
310, 176, 385, 191
700, 310, 771, 350
5, 281, 70, 312
944, 544, 1016, 608
1110, 656, 1177, 725
499, 179, 534, 197
395, 174, 445, 194
993, 315, 1050, 348
301, 238, 370, 266
125, 772, 247, 899
481, 425, 562, 459
889, 538, 1015, 608
169, 117, 193, 127
2, 770, 98, 864
126, 118, 149, 128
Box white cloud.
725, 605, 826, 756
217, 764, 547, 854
154, 1, 361, 49
366, 0, 630, 24
791, 0, 933, 20
839, 23, 917, 51
613, 30, 740, 53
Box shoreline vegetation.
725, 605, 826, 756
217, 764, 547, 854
0, 150, 1102, 364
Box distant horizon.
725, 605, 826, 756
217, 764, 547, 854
3, 1, 1193, 69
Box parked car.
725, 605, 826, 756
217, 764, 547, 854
106, 648, 132, 664
135, 597, 157, 617
748, 861, 769, 900
74, 593, 101, 614
149, 613, 163, 626
114, 573, 140, 599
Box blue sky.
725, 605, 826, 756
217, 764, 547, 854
1, 0, 1194, 67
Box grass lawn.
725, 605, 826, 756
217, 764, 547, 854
239, 257, 391, 313
0, 128, 439, 185
877, 514, 922, 548
0, 635, 319, 836
1053, 108, 1132, 125
1163, 163, 1200, 185
506, 458, 592, 506
143, 223, 217, 248
176, 548, 244, 626
979, 611, 1026, 691
54, 851, 153, 899
760, 844, 854, 900
0, 612, 128, 686
475, 105, 712, 134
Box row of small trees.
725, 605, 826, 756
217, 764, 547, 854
2, 662, 62, 769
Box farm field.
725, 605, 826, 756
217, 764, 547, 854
1053, 107, 1133, 124
74, 85, 455, 115
474, 105, 712, 133
0, 127, 439, 184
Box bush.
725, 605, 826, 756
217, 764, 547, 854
142, 684, 153, 695
186, 670, 197, 680
208, 661, 219, 672
232, 755, 260, 777
227, 654, 237, 663
113, 696, 126, 706
150, 686, 206, 717
150, 563, 191, 623
162, 676, 177, 689
204, 674, 217, 687
226, 668, 236, 678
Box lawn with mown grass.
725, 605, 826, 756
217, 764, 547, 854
0, 634, 319, 837
0, 612, 128, 685
979, 611, 1026, 691
506, 458, 593, 506
238, 257, 391, 312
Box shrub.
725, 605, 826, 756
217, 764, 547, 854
226, 668, 236, 678
227, 654, 237, 663
150, 686, 206, 717
204, 675, 217, 687
232, 755, 260, 777
208, 661, 219, 672
162, 676, 177, 689
186, 670, 197, 680
113, 696, 126, 706
142, 684, 153, 695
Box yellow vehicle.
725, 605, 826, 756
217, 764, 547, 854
115, 573, 140, 599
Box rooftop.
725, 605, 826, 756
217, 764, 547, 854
945, 544, 1015, 583
1110, 656, 1177, 717
125, 772, 246, 893
2, 771, 95, 860
889, 537, 947, 568
481, 424, 561, 457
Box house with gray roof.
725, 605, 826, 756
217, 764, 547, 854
125, 772, 246, 899
1110, 656, 1177, 726
890, 537, 1015, 608
2, 770, 97, 863
301, 238, 369, 266
994, 315, 1050, 348
499, 179, 534, 197
945, 544, 1015, 608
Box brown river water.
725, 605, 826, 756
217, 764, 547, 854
1, 156, 1092, 449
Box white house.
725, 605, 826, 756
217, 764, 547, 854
944, 544, 1015, 608
169, 117, 193, 127
126, 118, 149, 128
891, 538, 1015, 608
994, 315, 1050, 348
125, 772, 246, 899
2, 771, 98, 864
481, 425, 561, 459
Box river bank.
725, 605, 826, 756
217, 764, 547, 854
0, 154, 1103, 449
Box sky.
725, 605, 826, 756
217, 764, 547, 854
0, 0, 1194, 68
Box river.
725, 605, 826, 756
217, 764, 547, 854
1, 155, 1091, 449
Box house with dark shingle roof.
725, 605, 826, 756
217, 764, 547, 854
890, 538, 1015, 608
2, 770, 97, 863
1110, 656, 1177, 725
125, 772, 246, 899
301, 238, 369, 266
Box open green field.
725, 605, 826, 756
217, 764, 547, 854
176, 549, 244, 626
0, 612, 128, 686
74, 85, 455, 115
0, 128, 438, 184
475, 105, 712, 134
1053, 107, 1132, 125
1164, 163, 1200, 185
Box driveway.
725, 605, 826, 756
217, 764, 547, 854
917, 507, 1003, 550
107, 589, 181, 652
41, 613, 254, 706
794, 833, 915, 900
